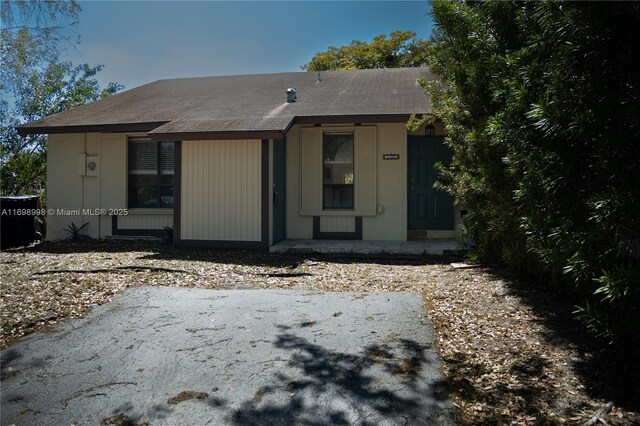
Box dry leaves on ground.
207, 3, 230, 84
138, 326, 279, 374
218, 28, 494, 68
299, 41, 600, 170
1, 240, 638, 424
0, 241, 432, 346
423, 265, 639, 425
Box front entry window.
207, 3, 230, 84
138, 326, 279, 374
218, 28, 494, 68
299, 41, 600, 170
323, 132, 354, 209
128, 137, 175, 208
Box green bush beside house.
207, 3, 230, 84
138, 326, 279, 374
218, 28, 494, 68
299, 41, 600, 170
423, 0, 640, 351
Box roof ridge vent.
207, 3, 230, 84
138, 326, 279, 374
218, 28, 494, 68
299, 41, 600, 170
286, 87, 297, 103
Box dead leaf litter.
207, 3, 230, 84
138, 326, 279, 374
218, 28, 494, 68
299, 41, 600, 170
1, 241, 637, 424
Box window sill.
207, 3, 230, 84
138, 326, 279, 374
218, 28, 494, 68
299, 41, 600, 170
127, 208, 173, 215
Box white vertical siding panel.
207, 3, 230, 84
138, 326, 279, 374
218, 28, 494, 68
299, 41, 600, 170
189, 141, 196, 238
199, 141, 203, 238
235, 141, 241, 240
221, 141, 228, 240
253, 140, 258, 239
192, 141, 198, 238
244, 140, 250, 240
252, 140, 257, 240
192, 141, 198, 237
247, 141, 253, 240
180, 140, 261, 241
208, 141, 213, 239
238, 140, 243, 238
237, 140, 243, 240
230, 140, 236, 240
221, 140, 225, 239
195, 141, 201, 238
190, 142, 195, 238
219, 140, 225, 239
226, 140, 231, 240
250, 141, 256, 239
181, 142, 188, 237
187, 141, 192, 237
320, 216, 356, 233
202, 140, 208, 238
189, 141, 195, 238
184, 141, 190, 238
198, 141, 205, 238
245, 140, 251, 240
240, 139, 245, 240
215, 141, 221, 238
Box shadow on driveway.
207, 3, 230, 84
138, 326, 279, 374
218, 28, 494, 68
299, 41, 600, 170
228, 331, 450, 425
1, 287, 455, 425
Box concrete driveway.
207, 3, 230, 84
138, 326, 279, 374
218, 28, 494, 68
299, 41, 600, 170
1, 287, 454, 425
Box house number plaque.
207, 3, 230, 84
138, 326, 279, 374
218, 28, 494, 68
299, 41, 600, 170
383, 154, 400, 160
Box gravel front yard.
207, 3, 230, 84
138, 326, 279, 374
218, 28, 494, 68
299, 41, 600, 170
1, 240, 638, 424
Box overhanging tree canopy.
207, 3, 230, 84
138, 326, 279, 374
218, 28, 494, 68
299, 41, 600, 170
303, 30, 430, 71
1, 0, 122, 196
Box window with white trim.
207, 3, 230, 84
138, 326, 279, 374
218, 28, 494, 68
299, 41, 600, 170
323, 132, 354, 209
127, 137, 175, 208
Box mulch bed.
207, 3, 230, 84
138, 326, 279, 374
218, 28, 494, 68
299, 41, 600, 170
1, 240, 638, 424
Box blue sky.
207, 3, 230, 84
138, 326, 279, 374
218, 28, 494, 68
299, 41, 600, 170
68, 1, 433, 90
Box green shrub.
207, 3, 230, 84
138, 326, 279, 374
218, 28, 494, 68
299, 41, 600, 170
425, 0, 640, 351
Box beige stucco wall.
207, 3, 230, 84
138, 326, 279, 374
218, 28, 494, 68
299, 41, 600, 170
298, 126, 377, 216
286, 123, 408, 241
47, 134, 85, 240
46, 133, 172, 241
180, 139, 261, 241
362, 123, 408, 240
285, 121, 461, 242
285, 126, 312, 239
46, 119, 461, 245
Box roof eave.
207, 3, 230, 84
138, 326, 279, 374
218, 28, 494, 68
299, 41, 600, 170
148, 129, 286, 142
16, 121, 170, 136
291, 114, 414, 126
16, 114, 426, 139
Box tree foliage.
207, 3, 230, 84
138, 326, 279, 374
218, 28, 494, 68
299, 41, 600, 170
1, 0, 122, 196
1, 0, 81, 69
424, 1, 640, 350
303, 30, 430, 71
1, 62, 122, 195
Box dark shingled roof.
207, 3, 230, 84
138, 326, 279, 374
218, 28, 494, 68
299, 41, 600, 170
17, 68, 435, 140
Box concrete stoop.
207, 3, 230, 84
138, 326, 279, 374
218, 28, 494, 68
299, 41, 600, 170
270, 239, 461, 255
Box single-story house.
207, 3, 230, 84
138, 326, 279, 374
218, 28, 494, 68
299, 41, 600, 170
17, 67, 461, 249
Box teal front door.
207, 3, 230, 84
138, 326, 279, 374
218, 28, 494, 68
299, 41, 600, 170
272, 139, 286, 243
408, 136, 454, 230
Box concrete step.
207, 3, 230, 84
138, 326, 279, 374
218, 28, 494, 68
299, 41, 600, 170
270, 239, 460, 255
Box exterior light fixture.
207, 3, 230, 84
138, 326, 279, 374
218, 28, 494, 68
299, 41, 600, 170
425, 124, 435, 136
